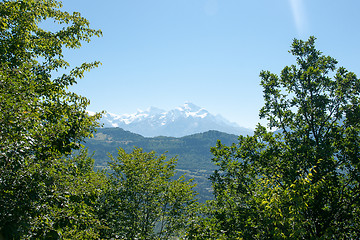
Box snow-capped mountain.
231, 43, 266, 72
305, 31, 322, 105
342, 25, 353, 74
93, 102, 253, 137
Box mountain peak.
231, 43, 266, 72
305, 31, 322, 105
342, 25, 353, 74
96, 103, 253, 137
172, 102, 208, 119
175, 102, 201, 111
183, 102, 202, 111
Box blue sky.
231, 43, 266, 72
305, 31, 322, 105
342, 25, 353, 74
61, 0, 360, 129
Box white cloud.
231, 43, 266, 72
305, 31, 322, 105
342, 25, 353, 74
289, 0, 307, 36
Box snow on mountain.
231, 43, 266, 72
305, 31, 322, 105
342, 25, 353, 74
93, 102, 253, 137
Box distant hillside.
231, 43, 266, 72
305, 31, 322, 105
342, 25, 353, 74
84, 127, 240, 202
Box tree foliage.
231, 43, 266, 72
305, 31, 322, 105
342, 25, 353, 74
202, 36, 360, 239
0, 0, 104, 238
5, 0, 359, 238
99, 148, 198, 239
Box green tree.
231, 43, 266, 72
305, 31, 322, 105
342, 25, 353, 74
100, 148, 198, 239
27, 149, 108, 239
204, 37, 360, 239
0, 0, 103, 238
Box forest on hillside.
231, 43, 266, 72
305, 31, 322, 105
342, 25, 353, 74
1, 0, 360, 239
84, 128, 239, 202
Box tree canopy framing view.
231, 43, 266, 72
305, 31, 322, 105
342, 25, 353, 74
1, 0, 360, 239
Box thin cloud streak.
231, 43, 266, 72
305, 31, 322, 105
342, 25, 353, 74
289, 0, 307, 36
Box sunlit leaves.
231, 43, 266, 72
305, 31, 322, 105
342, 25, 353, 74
204, 36, 360, 239
100, 148, 198, 239
0, 0, 103, 238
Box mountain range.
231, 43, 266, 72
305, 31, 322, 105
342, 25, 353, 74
90, 102, 253, 137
